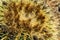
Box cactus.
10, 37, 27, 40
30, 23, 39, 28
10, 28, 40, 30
0, 0, 59, 40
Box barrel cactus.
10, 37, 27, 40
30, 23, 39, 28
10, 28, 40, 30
0, 0, 59, 40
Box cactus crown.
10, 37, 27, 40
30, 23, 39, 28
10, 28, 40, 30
0, 0, 58, 40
